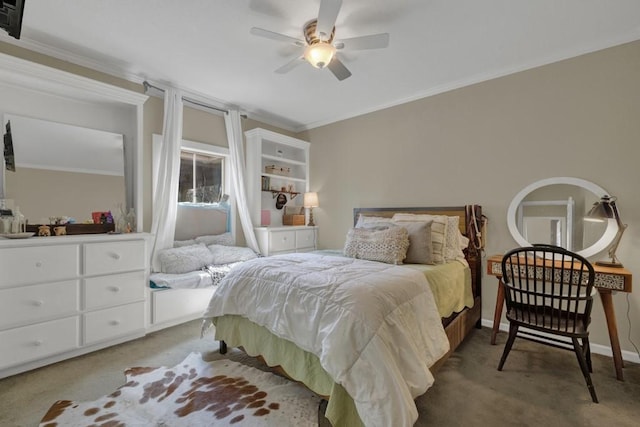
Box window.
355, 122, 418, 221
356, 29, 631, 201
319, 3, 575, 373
179, 150, 224, 203
152, 134, 232, 240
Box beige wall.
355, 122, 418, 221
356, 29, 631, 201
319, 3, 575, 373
301, 40, 640, 356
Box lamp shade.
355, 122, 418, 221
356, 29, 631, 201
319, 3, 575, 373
303, 192, 319, 208
304, 43, 336, 69
585, 195, 616, 222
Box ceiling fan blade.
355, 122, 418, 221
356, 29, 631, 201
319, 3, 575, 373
250, 27, 305, 46
275, 55, 306, 74
317, 0, 342, 40
335, 33, 390, 50
327, 57, 352, 81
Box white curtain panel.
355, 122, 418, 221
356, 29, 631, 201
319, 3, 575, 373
150, 88, 184, 271
224, 110, 259, 253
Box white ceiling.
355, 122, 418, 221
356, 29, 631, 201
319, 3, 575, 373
3, 0, 640, 132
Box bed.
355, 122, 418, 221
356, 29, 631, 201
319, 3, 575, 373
202, 205, 483, 427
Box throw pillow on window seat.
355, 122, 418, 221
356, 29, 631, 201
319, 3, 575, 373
158, 244, 214, 274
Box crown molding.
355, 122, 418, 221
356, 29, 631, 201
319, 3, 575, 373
0, 50, 148, 106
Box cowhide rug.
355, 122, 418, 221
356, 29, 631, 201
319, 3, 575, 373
39, 352, 321, 426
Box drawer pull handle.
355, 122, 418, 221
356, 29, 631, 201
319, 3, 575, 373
109, 286, 121, 293
35, 261, 43, 268
110, 320, 121, 326
33, 340, 43, 346
110, 253, 121, 260
32, 300, 44, 307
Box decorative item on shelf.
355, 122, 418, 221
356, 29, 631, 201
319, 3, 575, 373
585, 195, 627, 267
275, 193, 287, 210
265, 165, 291, 176
11, 206, 25, 233
38, 224, 51, 237
54, 226, 67, 236
303, 192, 319, 227
261, 210, 271, 226
261, 175, 271, 191
283, 206, 305, 226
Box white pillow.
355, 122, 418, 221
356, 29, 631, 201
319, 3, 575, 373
392, 213, 447, 264
444, 216, 464, 261
343, 226, 409, 265
355, 214, 394, 228
207, 244, 258, 265
395, 220, 434, 264
158, 244, 213, 274
195, 232, 234, 246
173, 239, 197, 248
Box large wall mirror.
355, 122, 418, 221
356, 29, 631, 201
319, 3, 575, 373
2, 114, 125, 224
507, 177, 618, 258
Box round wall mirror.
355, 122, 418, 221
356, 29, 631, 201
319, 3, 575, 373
507, 177, 618, 258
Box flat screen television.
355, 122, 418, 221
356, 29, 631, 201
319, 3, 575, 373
0, 0, 25, 39
3, 120, 15, 172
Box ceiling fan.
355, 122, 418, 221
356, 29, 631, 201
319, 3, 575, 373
250, 0, 390, 81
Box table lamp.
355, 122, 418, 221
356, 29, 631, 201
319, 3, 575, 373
585, 195, 627, 268
303, 192, 319, 227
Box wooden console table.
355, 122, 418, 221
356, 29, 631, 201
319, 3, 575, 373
487, 254, 632, 381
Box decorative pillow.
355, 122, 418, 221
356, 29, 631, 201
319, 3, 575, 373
392, 213, 447, 264
355, 214, 394, 228
158, 244, 214, 274
207, 244, 258, 265
444, 216, 463, 261
343, 226, 410, 265
396, 220, 434, 264
173, 239, 197, 248
195, 232, 234, 246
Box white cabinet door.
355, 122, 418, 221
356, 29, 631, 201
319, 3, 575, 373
83, 302, 145, 345
84, 271, 146, 310
0, 245, 80, 288
296, 228, 316, 251
84, 240, 146, 276
269, 230, 296, 253
0, 280, 80, 328
0, 316, 79, 369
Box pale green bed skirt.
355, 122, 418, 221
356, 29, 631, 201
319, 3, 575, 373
213, 315, 364, 427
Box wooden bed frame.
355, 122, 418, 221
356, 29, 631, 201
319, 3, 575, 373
219, 205, 484, 367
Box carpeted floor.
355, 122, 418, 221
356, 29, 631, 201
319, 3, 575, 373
1, 320, 638, 427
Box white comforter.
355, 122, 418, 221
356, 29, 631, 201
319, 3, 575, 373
203, 253, 450, 427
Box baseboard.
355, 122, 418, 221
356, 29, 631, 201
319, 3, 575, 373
480, 318, 640, 365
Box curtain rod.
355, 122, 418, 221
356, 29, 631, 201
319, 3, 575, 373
143, 81, 246, 118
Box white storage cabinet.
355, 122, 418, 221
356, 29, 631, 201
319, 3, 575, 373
245, 128, 317, 255
0, 233, 149, 379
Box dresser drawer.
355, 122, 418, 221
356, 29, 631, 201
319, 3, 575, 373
0, 245, 80, 288
296, 229, 316, 250
84, 271, 146, 310
0, 280, 80, 329
84, 240, 146, 276
83, 301, 145, 345
0, 316, 79, 369
269, 230, 296, 252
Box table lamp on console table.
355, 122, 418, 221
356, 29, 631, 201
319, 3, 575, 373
585, 195, 627, 268
303, 192, 319, 227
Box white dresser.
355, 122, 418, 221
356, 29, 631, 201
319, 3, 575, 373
0, 233, 150, 379
254, 226, 317, 256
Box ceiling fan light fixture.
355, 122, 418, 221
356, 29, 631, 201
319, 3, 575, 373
304, 42, 336, 69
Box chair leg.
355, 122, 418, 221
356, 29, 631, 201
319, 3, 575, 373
498, 323, 519, 371
583, 337, 593, 373
572, 338, 598, 403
